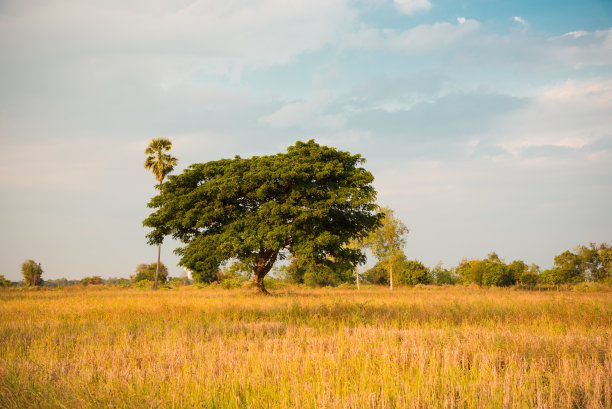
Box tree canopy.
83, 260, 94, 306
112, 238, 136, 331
144, 138, 178, 184
143, 140, 381, 292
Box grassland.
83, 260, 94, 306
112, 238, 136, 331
1, 286, 610, 408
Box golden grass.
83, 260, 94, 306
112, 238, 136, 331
1, 286, 610, 408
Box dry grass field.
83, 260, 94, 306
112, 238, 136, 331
1, 285, 610, 408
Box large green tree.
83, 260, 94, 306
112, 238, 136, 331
144, 138, 178, 290
366, 207, 409, 290
143, 140, 381, 293
22, 260, 43, 287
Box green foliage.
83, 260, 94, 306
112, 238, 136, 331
80, 276, 103, 286
366, 207, 409, 289
144, 138, 178, 184
457, 255, 516, 287
0, 275, 11, 287
364, 254, 431, 286
143, 140, 381, 292
132, 263, 168, 284
457, 259, 485, 286
552, 250, 583, 284
220, 276, 248, 289
481, 262, 513, 287
285, 256, 354, 287
576, 243, 612, 282
519, 270, 540, 287
396, 259, 431, 285
539, 243, 612, 286
105, 277, 132, 287
431, 264, 456, 285
134, 279, 154, 289
363, 262, 389, 285
21, 260, 43, 287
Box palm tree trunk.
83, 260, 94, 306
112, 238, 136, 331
154, 243, 161, 290
153, 191, 162, 290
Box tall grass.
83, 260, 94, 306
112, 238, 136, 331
1, 286, 610, 408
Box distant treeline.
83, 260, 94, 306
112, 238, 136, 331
3, 243, 609, 290
268, 242, 612, 289
0, 262, 191, 289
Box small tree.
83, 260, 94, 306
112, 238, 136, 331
397, 259, 431, 286
431, 262, 456, 285
553, 250, 583, 283
367, 207, 409, 290
22, 260, 43, 287
457, 259, 485, 285
597, 244, 612, 282
0, 275, 11, 288
132, 262, 168, 284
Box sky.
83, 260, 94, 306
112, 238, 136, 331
1, 0, 611, 281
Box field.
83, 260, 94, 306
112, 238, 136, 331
1, 286, 611, 408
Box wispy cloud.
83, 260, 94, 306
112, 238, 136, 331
393, 0, 432, 15
259, 92, 346, 130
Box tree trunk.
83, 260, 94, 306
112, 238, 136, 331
253, 272, 269, 294
356, 265, 360, 290
389, 258, 394, 291
154, 243, 161, 290
153, 188, 163, 290
251, 248, 280, 295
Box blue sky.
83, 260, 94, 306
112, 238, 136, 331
1, 0, 611, 280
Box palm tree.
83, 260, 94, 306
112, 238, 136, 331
144, 138, 177, 289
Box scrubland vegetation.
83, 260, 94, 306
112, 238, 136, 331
1, 286, 610, 408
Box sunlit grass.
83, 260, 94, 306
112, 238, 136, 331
1, 286, 610, 408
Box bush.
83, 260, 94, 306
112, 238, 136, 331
220, 276, 248, 289
134, 279, 154, 289
572, 282, 605, 292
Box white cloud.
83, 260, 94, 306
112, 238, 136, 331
393, 0, 432, 15
457, 17, 466, 25
0, 0, 356, 74
513, 16, 527, 26
259, 92, 346, 130
343, 18, 480, 51
490, 79, 612, 161
390, 19, 480, 50
563, 30, 588, 39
